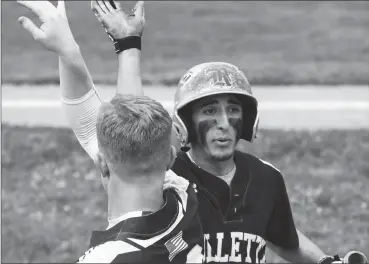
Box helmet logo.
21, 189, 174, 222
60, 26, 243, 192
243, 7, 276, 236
204, 67, 247, 89
205, 68, 232, 87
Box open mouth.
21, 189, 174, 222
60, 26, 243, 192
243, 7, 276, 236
214, 138, 232, 145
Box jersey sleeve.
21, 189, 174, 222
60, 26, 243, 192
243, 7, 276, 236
61, 88, 102, 161
265, 170, 299, 249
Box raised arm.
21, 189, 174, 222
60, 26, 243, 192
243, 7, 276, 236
60, 0, 147, 162
91, 0, 145, 96
17, 0, 101, 160
91, 0, 181, 151
17, 0, 94, 99
23, 0, 146, 162
57, 11, 101, 161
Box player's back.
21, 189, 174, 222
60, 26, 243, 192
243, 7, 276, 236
77, 183, 203, 264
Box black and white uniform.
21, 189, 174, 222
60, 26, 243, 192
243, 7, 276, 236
62, 89, 298, 263
172, 151, 299, 263
78, 185, 203, 263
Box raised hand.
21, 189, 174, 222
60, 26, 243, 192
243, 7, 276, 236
91, 0, 145, 40
17, 0, 78, 56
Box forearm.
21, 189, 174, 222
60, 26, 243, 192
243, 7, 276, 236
58, 45, 102, 161
62, 89, 102, 161
117, 48, 143, 96
59, 45, 96, 99
267, 229, 325, 263
295, 229, 326, 262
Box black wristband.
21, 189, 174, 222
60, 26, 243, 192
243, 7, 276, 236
113, 36, 141, 54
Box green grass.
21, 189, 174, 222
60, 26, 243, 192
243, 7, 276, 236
2, 124, 369, 263
2, 1, 369, 85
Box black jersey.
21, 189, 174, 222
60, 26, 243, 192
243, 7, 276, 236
172, 150, 299, 263
77, 186, 203, 264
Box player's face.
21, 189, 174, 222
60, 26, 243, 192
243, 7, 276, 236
191, 94, 243, 161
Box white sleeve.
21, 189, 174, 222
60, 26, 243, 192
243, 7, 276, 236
61, 88, 102, 161
186, 244, 203, 263
163, 169, 190, 211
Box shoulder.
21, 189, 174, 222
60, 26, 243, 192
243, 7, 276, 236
235, 152, 291, 203
164, 169, 197, 212
235, 151, 284, 182
173, 151, 188, 166
171, 152, 195, 181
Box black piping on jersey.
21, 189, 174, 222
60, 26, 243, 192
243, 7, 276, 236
224, 151, 253, 223
187, 163, 226, 222
89, 189, 180, 248
186, 153, 253, 225
224, 170, 253, 223
119, 236, 146, 251
242, 171, 252, 212
118, 190, 179, 238
115, 190, 189, 251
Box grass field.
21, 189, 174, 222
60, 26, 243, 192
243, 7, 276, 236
2, 124, 369, 262
2, 1, 369, 85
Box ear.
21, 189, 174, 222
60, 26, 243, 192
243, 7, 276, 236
94, 152, 110, 179
170, 124, 181, 152
166, 145, 177, 171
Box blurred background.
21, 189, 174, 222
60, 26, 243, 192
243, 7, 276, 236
2, 1, 369, 85
1, 1, 369, 263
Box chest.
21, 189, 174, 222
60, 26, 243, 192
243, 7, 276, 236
203, 176, 275, 234
196, 173, 274, 263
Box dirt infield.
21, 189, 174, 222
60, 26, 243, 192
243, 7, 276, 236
2, 85, 369, 129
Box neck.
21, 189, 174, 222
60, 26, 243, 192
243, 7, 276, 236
189, 148, 235, 176
107, 172, 165, 220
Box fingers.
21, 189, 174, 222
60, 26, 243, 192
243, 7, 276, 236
97, 0, 109, 14
17, 1, 41, 15
104, 0, 115, 12
18, 16, 46, 41
57, 0, 67, 18
17, 1, 55, 22
110, 0, 121, 10
91, 0, 105, 21
133, 1, 145, 20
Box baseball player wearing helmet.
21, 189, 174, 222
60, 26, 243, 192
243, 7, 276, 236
51, 0, 366, 263
171, 62, 309, 263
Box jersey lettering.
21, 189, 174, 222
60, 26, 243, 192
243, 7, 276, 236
203, 232, 266, 263
230, 232, 242, 262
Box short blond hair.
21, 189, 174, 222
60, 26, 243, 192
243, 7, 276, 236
96, 94, 173, 175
